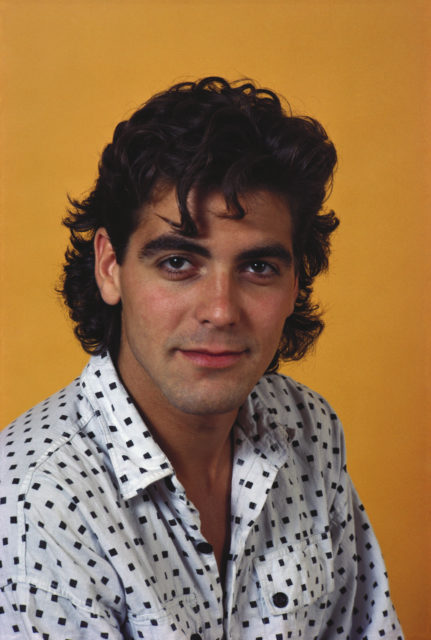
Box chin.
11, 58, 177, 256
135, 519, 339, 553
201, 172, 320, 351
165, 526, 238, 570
167, 389, 250, 417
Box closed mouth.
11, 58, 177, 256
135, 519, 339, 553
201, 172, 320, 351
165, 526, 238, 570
177, 348, 247, 368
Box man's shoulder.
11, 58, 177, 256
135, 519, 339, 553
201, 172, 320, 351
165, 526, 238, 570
2, 374, 84, 431
252, 371, 339, 421
0, 374, 92, 486
246, 372, 345, 452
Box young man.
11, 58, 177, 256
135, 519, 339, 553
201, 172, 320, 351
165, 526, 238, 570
0, 78, 403, 639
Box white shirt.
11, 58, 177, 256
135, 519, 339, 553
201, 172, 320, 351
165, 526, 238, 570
0, 352, 403, 639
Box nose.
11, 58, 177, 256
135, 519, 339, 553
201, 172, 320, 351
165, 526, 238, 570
195, 271, 240, 327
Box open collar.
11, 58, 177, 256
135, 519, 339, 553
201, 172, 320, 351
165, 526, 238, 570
80, 354, 296, 500
80, 352, 174, 500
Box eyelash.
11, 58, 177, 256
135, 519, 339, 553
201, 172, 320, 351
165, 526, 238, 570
159, 256, 193, 274
157, 256, 279, 280
246, 261, 278, 277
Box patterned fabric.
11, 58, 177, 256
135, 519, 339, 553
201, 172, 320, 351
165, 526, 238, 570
0, 352, 403, 639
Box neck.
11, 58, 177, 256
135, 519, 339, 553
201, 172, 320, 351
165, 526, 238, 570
116, 359, 238, 483
150, 412, 235, 486
115, 355, 236, 578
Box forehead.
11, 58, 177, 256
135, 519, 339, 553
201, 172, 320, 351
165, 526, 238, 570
135, 188, 294, 248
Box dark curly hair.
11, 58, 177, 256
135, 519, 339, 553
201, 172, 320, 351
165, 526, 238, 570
60, 76, 339, 372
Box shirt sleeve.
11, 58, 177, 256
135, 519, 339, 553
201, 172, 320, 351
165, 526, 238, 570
321, 419, 404, 639
0, 454, 128, 639
0, 582, 124, 640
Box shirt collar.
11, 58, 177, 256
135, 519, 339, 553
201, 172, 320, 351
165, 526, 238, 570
80, 354, 296, 500
236, 378, 296, 468
80, 352, 174, 500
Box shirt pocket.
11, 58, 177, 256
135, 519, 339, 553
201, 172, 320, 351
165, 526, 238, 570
253, 532, 335, 619
125, 593, 207, 639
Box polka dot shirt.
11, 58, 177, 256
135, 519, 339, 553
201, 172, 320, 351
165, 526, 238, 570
0, 352, 404, 639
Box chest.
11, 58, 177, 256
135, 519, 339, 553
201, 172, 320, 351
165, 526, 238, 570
110, 478, 334, 640
69, 436, 335, 639
185, 483, 231, 578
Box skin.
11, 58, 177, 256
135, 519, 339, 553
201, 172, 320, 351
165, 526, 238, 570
94, 188, 298, 576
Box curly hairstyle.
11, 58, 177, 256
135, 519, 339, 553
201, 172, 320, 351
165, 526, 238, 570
60, 76, 339, 372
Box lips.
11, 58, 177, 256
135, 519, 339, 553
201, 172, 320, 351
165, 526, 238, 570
178, 348, 247, 369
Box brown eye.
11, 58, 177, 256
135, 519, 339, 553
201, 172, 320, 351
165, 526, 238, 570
251, 261, 268, 273
246, 261, 277, 276
166, 257, 188, 270
158, 255, 197, 280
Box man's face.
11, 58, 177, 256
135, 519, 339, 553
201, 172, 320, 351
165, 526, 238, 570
95, 188, 298, 420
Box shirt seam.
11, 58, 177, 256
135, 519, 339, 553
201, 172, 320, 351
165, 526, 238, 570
0, 578, 122, 624
15, 413, 96, 585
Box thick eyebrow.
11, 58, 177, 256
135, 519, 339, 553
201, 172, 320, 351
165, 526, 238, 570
138, 234, 293, 267
138, 234, 211, 259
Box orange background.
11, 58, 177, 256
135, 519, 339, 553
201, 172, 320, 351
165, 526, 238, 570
0, 1, 429, 637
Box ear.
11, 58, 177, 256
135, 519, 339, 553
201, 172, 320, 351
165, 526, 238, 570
94, 228, 121, 305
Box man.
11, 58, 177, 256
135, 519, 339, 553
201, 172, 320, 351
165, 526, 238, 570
0, 77, 403, 639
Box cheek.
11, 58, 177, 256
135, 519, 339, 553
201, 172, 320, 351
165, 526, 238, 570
264, 291, 295, 326
122, 281, 186, 327
255, 292, 294, 332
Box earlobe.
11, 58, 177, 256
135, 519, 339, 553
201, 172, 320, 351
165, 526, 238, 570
94, 228, 121, 305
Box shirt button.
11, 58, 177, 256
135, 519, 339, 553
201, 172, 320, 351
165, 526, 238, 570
190, 634, 202, 640
272, 591, 289, 608
196, 541, 213, 554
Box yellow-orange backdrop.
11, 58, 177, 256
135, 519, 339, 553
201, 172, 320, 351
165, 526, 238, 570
1, 1, 429, 637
